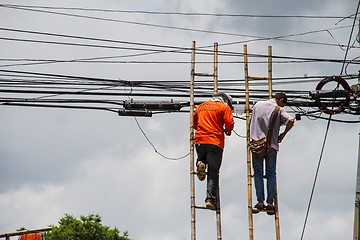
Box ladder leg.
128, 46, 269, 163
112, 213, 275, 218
274, 176, 280, 240
214, 41, 221, 240
244, 44, 254, 240
216, 185, 222, 240
190, 40, 196, 240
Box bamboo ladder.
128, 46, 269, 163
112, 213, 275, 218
190, 41, 222, 240
244, 45, 281, 240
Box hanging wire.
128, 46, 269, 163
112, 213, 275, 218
132, 116, 190, 161
300, 116, 332, 240
121, 81, 190, 161
300, 1, 360, 239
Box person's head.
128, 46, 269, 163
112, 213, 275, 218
273, 92, 287, 107
213, 92, 233, 110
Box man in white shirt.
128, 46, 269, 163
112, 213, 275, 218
249, 92, 295, 213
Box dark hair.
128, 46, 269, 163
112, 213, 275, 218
273, 92, 287, 103
213, 92, 233, 110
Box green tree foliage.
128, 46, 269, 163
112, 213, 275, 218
42, 214, 131, 240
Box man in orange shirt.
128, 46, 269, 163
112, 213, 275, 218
194, 92, 234, 209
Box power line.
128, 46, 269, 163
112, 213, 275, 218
1, 4, 358, 49
0, 27, 192, 52
1, 36, 359, 65
340, 3, 360, 75
300, 1, 360, 238
0, 69, 357, 96
0, 4, 353, 19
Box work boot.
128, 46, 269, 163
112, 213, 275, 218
205, 201, 216, 211
196, 161, 206, 181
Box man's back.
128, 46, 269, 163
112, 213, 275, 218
250, 99, 292, 150
194, 100, 234, 149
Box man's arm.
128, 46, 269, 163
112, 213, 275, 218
278, 119, 294, 143
193, 108, 198, 130
223, 106, 235, 135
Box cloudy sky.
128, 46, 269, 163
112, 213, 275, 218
0, 0, 359, 240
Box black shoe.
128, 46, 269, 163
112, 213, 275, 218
266, 205, 275, 211
254, 203, 265, 210
266, 204, 275, 215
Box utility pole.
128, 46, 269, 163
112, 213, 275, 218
354, 132, 360, 240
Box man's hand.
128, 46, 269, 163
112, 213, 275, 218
278, 133, 285, 143
225, 131, 232, 136
278, 119, 295, 143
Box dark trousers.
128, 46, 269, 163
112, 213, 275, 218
195, 144, 223, 203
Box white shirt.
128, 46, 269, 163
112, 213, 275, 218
249, 99, 293, 151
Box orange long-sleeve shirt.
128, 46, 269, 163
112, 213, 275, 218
20, 234, 41, 240
194, 100, 234, 149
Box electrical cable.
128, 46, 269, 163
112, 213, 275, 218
302, 114, 360, 123
0, 73, 355, 97
1, 28, 360, 68
1, 58, 359, 65
0, 27, 193, 52
0, 4, 358, 49
0, 25, 359, 70
340, 4, 360, 75
232, 129, 246, 138
132, 116, 190, 160
1, 102, 118, 113
0, 4, 352, 19
0, 4, 359, 165
0, 69, 358, 121
0, 73, 354, 100
0, 5, 280, 39
300, 115, 332, 240
214, 24, 360, 49
122, 83, 191, 161
300, 1, 360, 239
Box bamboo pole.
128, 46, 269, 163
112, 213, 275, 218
269, 46, 281, 240
268, 46, 273, 99
214, 42, 218, 94
274, 178, 280, 240
190, 41, 196, 240
244, 45, 254, 240
213, 42, 222, 240
354, 195, 360, 240
216, 186, 222, 240
0, 227, 52, 239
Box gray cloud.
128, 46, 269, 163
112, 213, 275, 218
0, 0, 359, 239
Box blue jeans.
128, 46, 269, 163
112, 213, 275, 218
195, 144, 223, 203
252, 148, 277, 204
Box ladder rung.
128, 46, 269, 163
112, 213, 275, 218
194, 73, 214, 77
191, 171, 207, 176
195, 205, 216, 211
249, 76, 268, 80
252, 208, 275, 215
